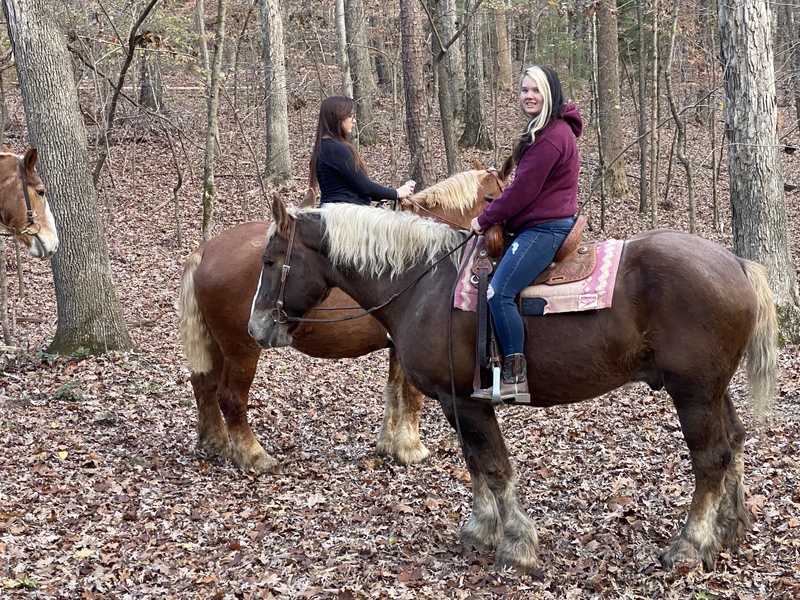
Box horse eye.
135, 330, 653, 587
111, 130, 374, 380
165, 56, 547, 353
264, 259, 275, 269
36, 189, 45, 197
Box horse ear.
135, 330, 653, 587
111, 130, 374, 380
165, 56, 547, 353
472, 156, 485, 170
23, 148, 38, 170
298, 187, 318, 209
271, 193, 292, 236
2, 144, 13, 153
499, 154, 514, 182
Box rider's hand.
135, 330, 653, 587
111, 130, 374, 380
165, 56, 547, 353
396, 182, 415, 200
470, 216, 484, 235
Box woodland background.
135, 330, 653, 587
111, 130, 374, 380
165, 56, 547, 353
1, 0, 800, 598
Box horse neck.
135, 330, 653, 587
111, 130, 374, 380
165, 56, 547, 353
327, 257, 459, 330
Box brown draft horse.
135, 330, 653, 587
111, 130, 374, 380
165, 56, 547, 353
0, 148, 58, 258
248, 198, 778, 573
178, 163, 511, 474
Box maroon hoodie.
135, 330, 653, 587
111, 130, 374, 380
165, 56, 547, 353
477, 103, 583, 232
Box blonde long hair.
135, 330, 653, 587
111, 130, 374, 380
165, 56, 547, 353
512, 65, 567, 165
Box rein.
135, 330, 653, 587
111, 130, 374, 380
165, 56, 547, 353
270, 218, 476, 324
0, 157, 40, 238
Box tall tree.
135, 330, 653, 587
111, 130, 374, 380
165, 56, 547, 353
335, 0, 352, 97
400, 0, 435, 187
664, 0, 696, 232
459, 2, 492, 150
492, 0, 512, 92
595, 0, 630, 199
260, 0, 292, 183
719, 0, 800, 343
344, 0, 378, 145
2, 0, 133, 354
201, 0, 227, 241
437, 0, 466, 119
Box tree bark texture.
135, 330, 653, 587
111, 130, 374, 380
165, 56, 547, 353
201, 0, 226, 241
596, 0, 630, 198
437, 0, 465, 120
459, 3, 492, 150
260, 0, 293, 183
719, 0, 800, 343
2, 0, 132, 354
400, 0, 435, 187
335, 0, 353, 97
344, 0, 378, 145
492, 0, 512, 92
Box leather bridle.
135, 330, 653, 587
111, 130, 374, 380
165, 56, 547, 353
268, 169, 503, 323
268, 216, 475, 325
0, 157, 42, 239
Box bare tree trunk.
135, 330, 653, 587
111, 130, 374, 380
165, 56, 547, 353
0, 236, 9, 344
596, 0, 631, 199
137, 33, 163, 113
3, 0, 133, 354
260, 0, 292, 183
400, 0, 435, 187
636, 0, 648, 213
719, 0, 800, 343
788, 2, 800, 131
649, 0, 660, 226
335, 0, 352, 96
493, 0, 512, 92
438, 0, 466, 120
664, 0, 696, 232
459, 2, 492, 150
201, 0, 227, 241
345, 0, 378, 145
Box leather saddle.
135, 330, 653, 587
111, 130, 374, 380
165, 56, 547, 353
482, 214, 595, 285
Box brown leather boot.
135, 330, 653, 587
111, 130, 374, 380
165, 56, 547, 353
471, 353, 530, 404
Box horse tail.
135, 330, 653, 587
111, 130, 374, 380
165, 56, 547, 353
178, 250, 213, 374
742, 259, 778, 423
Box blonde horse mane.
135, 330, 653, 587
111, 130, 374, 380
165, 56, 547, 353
314, 204, 464, 279
408, 170, 485, 214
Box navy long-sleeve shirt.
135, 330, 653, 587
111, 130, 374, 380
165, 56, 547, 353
317, 138, 397, 205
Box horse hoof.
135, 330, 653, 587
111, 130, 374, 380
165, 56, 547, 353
660, 540, 714, 572
197, 438, 232, 460
393, 444, 431, 465
494, 540, 540, 575
233, 450, 279, 475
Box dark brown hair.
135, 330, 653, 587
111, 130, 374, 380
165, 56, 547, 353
306, 96, 369, 199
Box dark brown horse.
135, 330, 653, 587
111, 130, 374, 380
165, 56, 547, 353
178, 164, 511, 474
248, 198, 778, 573
0, 148, 58, 258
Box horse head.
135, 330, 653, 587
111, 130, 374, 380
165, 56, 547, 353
0, 147, 59, 258
248, 196, 332, 349
404, 158, 512, 228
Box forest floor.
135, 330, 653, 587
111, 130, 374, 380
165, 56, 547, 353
2, 82, 800, 599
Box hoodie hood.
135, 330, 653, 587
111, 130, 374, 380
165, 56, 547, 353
559, 102, 583, 138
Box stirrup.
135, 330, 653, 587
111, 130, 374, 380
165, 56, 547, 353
470, 365, 531, 405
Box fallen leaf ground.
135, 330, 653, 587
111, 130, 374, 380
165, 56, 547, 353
2, 85, 800, 599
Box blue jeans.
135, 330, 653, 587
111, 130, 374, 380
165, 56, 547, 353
488, 217, 575, 356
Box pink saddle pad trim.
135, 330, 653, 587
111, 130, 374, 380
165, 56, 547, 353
454, 238, 624, 314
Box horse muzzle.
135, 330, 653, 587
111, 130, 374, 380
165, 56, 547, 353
247, 315, 292, 349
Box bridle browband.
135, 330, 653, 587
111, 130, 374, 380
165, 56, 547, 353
269, 216, 475, 325
0, 157, 41, 238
